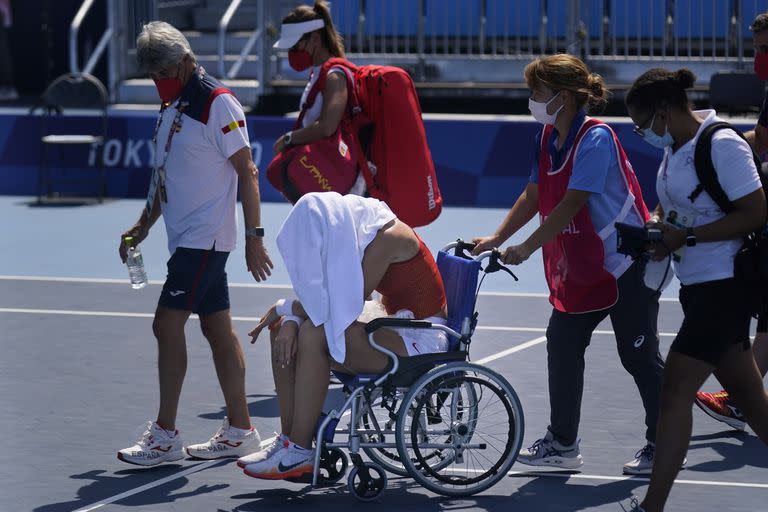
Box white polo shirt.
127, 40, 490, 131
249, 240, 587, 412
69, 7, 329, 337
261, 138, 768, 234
656, 109, 761, 285
153, 93, 250, 254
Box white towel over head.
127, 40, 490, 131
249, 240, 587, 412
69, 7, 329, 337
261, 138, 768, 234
276, 192, 397, 362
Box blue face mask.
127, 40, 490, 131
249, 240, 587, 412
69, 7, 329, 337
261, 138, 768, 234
639, 113, 674, 149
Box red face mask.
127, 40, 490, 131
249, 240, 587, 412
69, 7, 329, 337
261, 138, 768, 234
755, 52, 768, 81
153, 78, 184, 103
288, 49, 313, 72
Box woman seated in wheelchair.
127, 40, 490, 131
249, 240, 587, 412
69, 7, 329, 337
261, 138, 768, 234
239, 192, 448, 480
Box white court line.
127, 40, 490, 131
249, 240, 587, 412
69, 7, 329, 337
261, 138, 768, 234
0, 307, 680, 338
0, 275, 680, 301
474, 336, 547, 364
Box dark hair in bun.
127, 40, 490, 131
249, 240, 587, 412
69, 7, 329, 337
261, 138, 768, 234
625, 67, 696, 114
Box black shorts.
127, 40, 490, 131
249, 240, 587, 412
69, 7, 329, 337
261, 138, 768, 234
158, 247, 230, 315
670, 278, 751, 365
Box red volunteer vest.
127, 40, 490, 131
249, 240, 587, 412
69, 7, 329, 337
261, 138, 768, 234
538, 117, 649, 313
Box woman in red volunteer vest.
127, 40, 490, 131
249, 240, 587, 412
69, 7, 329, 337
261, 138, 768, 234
271, 1, 366, 194
472, 54, 664, 474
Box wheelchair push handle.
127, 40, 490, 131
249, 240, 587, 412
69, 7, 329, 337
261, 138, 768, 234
476, 249, 519, 281
440, 239, 477, 260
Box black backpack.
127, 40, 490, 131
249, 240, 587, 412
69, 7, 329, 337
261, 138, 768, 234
691, 121, 768, 316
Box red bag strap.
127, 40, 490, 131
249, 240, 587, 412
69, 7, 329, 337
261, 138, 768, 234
297, 58, 376, 192
299, 58, 361, 125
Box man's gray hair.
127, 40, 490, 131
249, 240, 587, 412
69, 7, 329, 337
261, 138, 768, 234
136, 21, 196, 74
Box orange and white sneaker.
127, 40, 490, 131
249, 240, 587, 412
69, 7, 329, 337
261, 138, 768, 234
117, 421, 184, 466
243, 441, 314, 480
695, 390, 746, 431
185, 417, 261, 459
237, 432, 288, 468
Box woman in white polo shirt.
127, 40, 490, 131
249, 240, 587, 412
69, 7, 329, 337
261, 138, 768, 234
624, 68, 768, 512
271, 1, 370, 195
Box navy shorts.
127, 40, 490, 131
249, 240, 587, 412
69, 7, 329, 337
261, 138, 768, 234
159, 247, 230, 315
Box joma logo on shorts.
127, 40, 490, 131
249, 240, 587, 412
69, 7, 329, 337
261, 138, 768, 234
299, 156, 332, 192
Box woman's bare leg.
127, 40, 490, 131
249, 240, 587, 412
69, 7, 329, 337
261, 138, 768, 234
640, 352, 713, 512
288, 321, 408, 448
340, 322, 409, 374
270, 326, 297, 435
715, 343, 768, 442
289, 322, 332, 448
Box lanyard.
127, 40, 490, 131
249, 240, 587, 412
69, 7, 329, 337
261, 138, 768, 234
146, 100, 187, 215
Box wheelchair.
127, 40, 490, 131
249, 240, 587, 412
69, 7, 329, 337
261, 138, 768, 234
305, 240, 526, 501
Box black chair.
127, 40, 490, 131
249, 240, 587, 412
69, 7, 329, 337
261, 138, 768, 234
30, 72, 108, 204
709, 71, 766, 117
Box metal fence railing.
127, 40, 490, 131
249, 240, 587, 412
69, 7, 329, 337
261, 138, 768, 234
317, 0, 766, 61
87, 0, 768, 101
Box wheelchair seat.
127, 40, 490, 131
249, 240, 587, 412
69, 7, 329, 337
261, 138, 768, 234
332, 351, 467, 390
332, 249, 482, 390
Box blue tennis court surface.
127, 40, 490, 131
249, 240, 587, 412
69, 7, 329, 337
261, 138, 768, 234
1, 197, 766, 511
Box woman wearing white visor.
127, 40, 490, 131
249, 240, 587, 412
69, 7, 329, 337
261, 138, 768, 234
271, 1, 367, 193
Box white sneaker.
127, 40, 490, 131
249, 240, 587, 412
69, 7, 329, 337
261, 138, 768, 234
517, 431, 583, 469
623, 442, 655, 475
243, 440, 314, 480
185, 417, 261, 460
117, 421, 184, 466
623, 442, 687, 475
237, 432, 288, 468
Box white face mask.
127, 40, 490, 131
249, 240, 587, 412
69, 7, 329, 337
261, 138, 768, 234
528, 92, 563, 125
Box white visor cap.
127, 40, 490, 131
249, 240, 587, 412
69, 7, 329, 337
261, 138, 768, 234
273, 19, 325, 49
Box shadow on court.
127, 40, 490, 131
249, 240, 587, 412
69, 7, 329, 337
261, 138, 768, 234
508, 475, 646, 511
33, 462, 229, 512
688, 430, 768, 473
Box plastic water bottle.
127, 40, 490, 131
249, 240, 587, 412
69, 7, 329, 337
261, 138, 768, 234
124, 236, 148, 289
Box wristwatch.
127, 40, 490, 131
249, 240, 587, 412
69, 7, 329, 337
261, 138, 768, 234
282, 131, 293, 147
245, 226, 265, 239
685, 227, 697, 247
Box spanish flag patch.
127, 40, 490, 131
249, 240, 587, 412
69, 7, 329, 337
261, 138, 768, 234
221, 119, 245, 134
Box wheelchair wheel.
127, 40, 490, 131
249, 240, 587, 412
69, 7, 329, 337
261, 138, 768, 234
319, 448, 348, 484
347, 462, 387, 502
395, 362, 524, 497
360, 383, 478, 476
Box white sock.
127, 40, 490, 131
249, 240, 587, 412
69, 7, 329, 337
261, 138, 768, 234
229, 425, 253, 436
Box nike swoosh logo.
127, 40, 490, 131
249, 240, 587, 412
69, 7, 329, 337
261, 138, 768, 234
169, 290, 186, 297
218, 440, 242, 448
278, 459, 309, 473
151, 445, 173, 452
726, 404, 744, 418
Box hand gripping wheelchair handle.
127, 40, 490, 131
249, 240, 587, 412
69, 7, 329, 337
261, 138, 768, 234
364, 318, 433, 334
483, 248, 519, 281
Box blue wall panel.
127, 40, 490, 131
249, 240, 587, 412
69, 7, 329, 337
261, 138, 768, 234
1, 111, 754, 209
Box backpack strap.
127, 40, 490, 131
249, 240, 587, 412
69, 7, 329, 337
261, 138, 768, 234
691, 121, 763, 213
299, 58, 361, 126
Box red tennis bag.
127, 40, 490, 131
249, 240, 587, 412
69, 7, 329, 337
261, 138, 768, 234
351, 62, 442, 227
284, 58, 443, 227
266, 74, 360, 203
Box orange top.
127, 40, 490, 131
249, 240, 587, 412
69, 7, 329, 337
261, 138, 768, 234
375, 236, 447, 319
